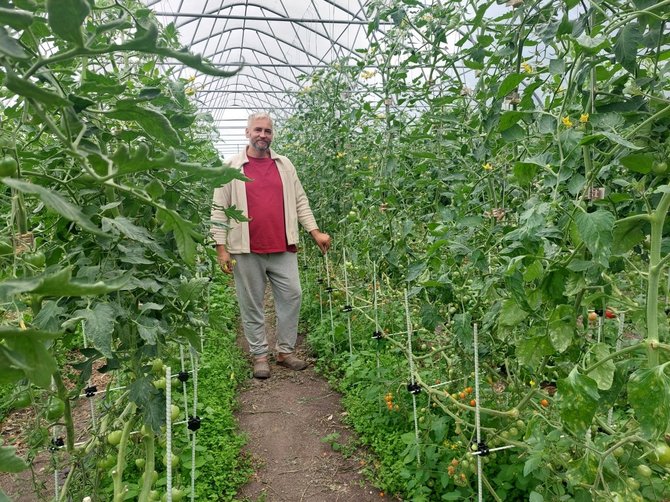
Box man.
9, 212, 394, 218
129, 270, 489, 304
211, 112, 331, 379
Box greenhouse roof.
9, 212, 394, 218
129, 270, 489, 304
144, 0, 389, 155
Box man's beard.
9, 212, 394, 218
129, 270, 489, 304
251, 139, 270, 151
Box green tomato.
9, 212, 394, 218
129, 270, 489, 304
97, 454, 116, 470
0, 239, 14, 256
0, 156, 17, 177
652, 442, 670, 466
636, 464, 652, 478
145, 179, 165, 199
626, 476, 640, 490
141, 470, 159, 485
613, 447, 625, 458
652, 161, 669, 176
23, 251, 45, 267
151, 358, 165, 376
170, 404, 180, 422
163, 452, 180, 468
135, 458, 146, 469
153, 377, 166, 390
45, 397, 65, 421
12, 389, 32, 409
148, 491, 160, 501
106, 430, 123, 446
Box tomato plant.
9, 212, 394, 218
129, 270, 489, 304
0, 0, 245, 500
285, 0, 670, 500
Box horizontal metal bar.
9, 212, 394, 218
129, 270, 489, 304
153, 12, 392, 25
169, 62, 346, 68
204, 106, 299, 110
193, 89, 300, 94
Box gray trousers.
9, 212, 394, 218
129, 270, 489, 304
231, 252, 302, 357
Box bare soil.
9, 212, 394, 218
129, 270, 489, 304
0, 298, 391, 502
0, 361, 112, 502
234, 298, 391, 502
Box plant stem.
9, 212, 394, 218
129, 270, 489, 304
112, 404, 136, 502
52, 372, 75, 452
646, 187, 670, 365
137, 430, 156, 502
582, 341, 646, 374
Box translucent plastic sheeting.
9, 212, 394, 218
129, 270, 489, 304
143, 0, 382, 153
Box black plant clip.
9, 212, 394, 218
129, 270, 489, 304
187, 416, 201, 432
407, 382, 421, 395
177, 371, 190, 383
471, 440, 490, 457
372, 330, 384, 340
84, 385, 97, 397
342, 305, 353, 313
324, 286, 335, 293
50, 437, 65, 451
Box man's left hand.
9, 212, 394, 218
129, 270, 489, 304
310, 230, 331, 254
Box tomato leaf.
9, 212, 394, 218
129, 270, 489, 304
496, 73, 526, 98
129, 376, 165, 433
177, 278, 210, 304
0, 266, 130, 301
106, 103, 180, 147
548, 304, 574, 353
1, 178, 102, 235
0, 445, 28, 473
156, 208, 202, 266
612, 217, 647, 255
1, 335, 57, 388
575, 210, 615, 268
136, 315, 165, 345
516, 333, 553, 369
586, 343, 615, 390
557, 368, 599, 436
47, 0, 90, 46
0, 26, 29, 59
628, 365, 670, 439
498, 298, 528, 327
614, 22, 642, 74
619, 153, 655, 174
72, 304, 118, 359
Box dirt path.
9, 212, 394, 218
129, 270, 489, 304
234, 300, 388, 502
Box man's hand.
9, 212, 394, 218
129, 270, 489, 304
216, 245, 235, 274
310, 230, 331, 254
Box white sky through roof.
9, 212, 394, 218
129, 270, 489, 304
143, 1, 382, 155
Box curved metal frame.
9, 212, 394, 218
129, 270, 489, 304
144, 0, 381, 149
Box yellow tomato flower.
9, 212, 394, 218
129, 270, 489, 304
522, 62, 533, 73
579, 113, 589, 123
561, 116, 573, 128
483, 162, 493, 171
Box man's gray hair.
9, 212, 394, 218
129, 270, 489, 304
247, 112, 273, 127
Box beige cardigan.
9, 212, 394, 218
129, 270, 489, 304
210, 148, 319, 253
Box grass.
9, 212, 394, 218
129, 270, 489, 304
192, 278, 254, 501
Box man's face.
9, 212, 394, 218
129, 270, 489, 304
246, 118, 273, 154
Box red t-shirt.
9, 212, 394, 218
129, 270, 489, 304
244, 156, 297, 253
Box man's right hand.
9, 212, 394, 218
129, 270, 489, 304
216, 246, 234, 274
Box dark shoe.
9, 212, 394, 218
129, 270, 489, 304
253, 357, 270, 379
276, 353, 308, 371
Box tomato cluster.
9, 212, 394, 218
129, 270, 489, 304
384, 391, 399, 411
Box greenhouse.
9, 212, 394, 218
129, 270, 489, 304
1, 0, 669, 501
